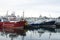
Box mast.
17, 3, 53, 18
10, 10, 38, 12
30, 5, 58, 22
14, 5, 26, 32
23, 11, 24, 19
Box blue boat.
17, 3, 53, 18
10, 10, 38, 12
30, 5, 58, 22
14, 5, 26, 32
30, 21, 55, 26
25, 19, 56, 29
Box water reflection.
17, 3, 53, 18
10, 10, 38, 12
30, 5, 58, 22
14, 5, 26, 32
0, 28, 27, 40
0, 26, 60, 40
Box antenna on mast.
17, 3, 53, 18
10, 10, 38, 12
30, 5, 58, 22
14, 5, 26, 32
49, 14, 52, 18
6, 10, 8, 16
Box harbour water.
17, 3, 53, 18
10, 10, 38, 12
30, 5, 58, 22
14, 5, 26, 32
0, 26, 60, 40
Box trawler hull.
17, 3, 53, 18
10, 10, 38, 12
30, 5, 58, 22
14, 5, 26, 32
0, 21, 26, 29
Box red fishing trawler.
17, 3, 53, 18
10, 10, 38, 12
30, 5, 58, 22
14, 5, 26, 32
0, 11, 27, 29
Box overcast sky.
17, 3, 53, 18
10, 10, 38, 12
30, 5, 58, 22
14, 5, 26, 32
0, 0, 60, 18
